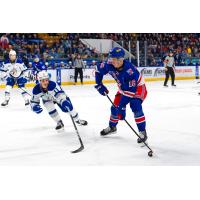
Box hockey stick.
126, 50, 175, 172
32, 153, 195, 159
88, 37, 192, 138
19, 87, 32, 96
19, 87, 84, 153
68, 112, 84, 153
105, 94, 153, 157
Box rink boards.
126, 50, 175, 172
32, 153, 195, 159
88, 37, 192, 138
0, 65, 198, 88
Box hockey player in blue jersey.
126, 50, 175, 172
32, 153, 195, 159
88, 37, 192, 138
0, 50, 30, 107
94, 47, 148, 143
30, 71, 88, 130
31, 56, 47, 83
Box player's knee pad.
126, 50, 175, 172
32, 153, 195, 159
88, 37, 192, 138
6, 77, 15, 87
17, 77, 27, 88
57, 103, 67, 113
111, 105, 118, 116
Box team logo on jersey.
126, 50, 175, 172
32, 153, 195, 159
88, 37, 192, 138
127, 68, 134, 75
10, 68, 17, 76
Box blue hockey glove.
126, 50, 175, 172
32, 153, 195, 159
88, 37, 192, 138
94, 84, 109, 96
32, 104, 43, 114
61, 98, 73, 112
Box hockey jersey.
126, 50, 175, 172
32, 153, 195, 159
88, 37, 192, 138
32, 61, 47, 75
30, 81, 67, 107
95, 59, 147, 100
0, 59, 27, 79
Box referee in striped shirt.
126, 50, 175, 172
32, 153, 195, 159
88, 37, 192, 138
163, 51, 176, 87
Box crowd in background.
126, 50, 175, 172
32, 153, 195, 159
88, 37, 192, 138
0, 33, 99, 61
137, 33, 200, 66
0, 33, 200, 67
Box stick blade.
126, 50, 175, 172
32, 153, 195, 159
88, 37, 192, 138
71, 145, 84, 153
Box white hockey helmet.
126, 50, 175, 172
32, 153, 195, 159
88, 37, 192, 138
9, 50, 16, 56
37, 71, 49, 81
9, 50, 17, 61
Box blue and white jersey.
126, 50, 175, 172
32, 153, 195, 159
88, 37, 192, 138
32, 61, 47, 75
0, 58, 27, 78
31, 81, 67, 107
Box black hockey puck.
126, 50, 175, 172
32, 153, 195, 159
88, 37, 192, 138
148, 151, 153, 157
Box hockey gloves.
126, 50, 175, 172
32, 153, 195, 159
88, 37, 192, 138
95, 84, 109, 96
32, 104, 43, 114
61, 98, 73, 112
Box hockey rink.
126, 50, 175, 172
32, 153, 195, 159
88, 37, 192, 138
0, 80, 200, 166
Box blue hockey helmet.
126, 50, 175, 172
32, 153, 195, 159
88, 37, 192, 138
34, 55, 40, 62
109, 47, 125, 59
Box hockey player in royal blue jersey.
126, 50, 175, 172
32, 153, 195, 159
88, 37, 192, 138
31, 56, 47, 83
94, 47, 148, 143
0, 50, 30, 107
30, 71, 88, 130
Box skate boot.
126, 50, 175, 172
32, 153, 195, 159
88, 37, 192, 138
163, 84, 168, 87
76, 119, 88, 126
25, 99, 30, 106
1, 100, 9, 107
55, 120, 64, 131
172, 84, 176, 87
137, 130, 148, 143
100, 126, 117, 136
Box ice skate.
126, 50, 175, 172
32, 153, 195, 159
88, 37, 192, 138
1, 100, 9, 107
100, 126, 117, 136
55, 120, 64, 131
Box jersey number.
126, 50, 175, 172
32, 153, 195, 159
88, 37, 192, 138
129, 80, 136, 87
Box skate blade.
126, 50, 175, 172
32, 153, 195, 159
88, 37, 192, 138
56, 127, 65, 133
25, 104, 31, 109
101, 131, 117, 137
1, 105, 9, 108
76, 123, 88, 126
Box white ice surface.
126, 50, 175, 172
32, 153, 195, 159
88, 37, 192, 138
0, 80, 200, 165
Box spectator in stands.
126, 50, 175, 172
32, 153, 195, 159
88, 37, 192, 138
0, 34, 9, 49
0, 33, 200, 68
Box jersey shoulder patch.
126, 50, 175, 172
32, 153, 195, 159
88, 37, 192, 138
126, 68, 134, 75
3, 60, 10, 65
48, 81, 56, 91
33, 84, 41, 95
